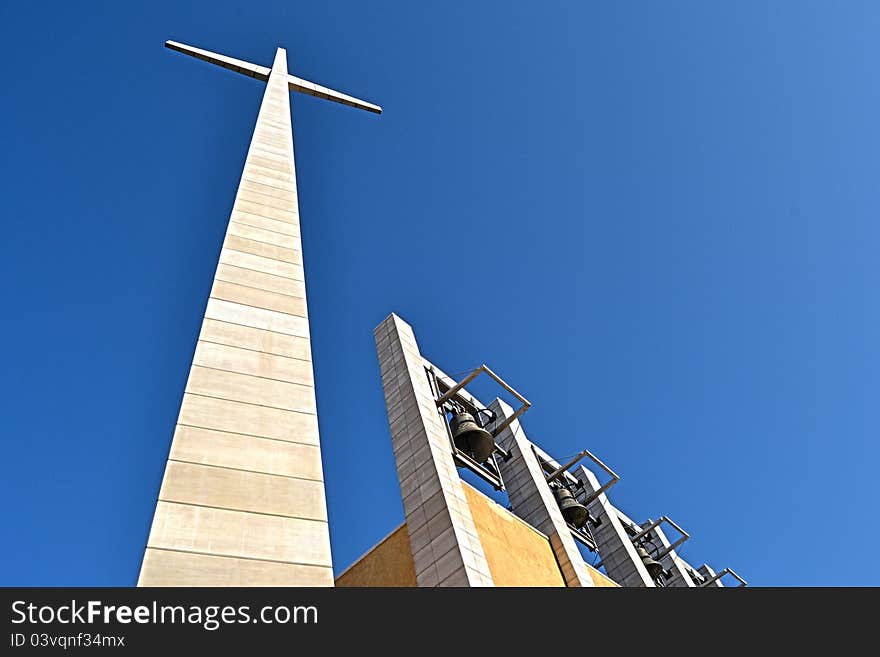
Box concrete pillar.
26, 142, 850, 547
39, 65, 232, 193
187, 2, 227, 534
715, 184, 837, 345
138, 48, 333, 586
374, 314, 494, 587
638, 520, 696, 587
697, 564, 725, 587
490, 399, 595, 587
575, 467, 655, 587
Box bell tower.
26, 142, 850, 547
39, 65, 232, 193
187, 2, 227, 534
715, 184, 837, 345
336, 313, 745, 588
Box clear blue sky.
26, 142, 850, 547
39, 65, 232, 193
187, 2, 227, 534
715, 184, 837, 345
1, 1, 877, 586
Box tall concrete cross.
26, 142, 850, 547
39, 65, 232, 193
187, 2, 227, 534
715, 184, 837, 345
138, 41, 380, 586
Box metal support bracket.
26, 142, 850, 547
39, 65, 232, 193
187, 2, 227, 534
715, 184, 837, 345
577, 456, 620, 505
700, 567, 747, 588
427, 366, 510, 490
434, 364, 530, 437
631, 516, 690, 559
543, 448, 619, 505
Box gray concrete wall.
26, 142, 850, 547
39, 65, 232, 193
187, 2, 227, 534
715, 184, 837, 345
697, 564, 725, 587
640, 520, 696, 588
490, 400, 595, 587
374, 314, 494, 586
575, 467, 655, 587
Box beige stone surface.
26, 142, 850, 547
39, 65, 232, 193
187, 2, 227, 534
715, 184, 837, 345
252, 127, 289, 139
192, 341, 313, 384
159, 461, 328, 520
287, 74, 382, 114
169, 425, 324, 480
244, 133, 298, 152
210, 280, 307, 317
185, 365, 316, 413
199, 319, 311, 361
235, 195, 299, 215
204, 298, 309, 336
178, 393, 319, 445
243, 162, 294, 183
139, 548, 333, 587
230, 212, 299, 236
246, 153, 294, 173
214, 263, 306, 298
224, 234, 302, 264
234, 191, 300, 216
146, 501, 331, 566
235, 188, 300, 211
219, 249, 304, 281
247, 141, 289, 154
241, 170, 297, 192
164, 41, 271, 81
244, 142, 294, 161
226, 222, 299, 249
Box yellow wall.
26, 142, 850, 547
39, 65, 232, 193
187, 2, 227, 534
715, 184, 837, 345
586, 565, 619, 587
462, 483, 566, 587
335, 524, 417, 587
336, 485, 618, 588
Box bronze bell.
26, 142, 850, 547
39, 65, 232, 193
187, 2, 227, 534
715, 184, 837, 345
636, 545, 665, 581
449, 411, 495, 463
554, 487, 589, 528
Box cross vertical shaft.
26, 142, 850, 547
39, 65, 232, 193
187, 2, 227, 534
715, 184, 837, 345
138, 46, 335, 586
